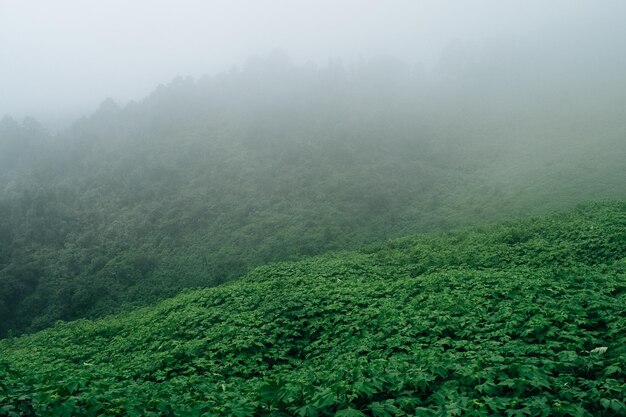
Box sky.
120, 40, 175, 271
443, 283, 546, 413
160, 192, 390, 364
0, 0, 619, 128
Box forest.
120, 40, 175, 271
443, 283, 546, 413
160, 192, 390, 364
1, 48, 624, 338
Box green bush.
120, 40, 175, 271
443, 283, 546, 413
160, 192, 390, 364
1, 201, 624, 416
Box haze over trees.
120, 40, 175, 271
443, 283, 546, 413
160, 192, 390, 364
1, 31, 626, 337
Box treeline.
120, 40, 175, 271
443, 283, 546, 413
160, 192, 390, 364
1, 45, 625, 337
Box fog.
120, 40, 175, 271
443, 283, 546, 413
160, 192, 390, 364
2, 0, 626, 339
2, 0, 623, 129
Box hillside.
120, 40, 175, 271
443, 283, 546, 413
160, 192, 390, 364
2, 55, 625, 338
1, 201, 625, 416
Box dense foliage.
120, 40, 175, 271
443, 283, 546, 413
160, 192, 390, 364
1, 201, 624, 416
2, 52, 625, 337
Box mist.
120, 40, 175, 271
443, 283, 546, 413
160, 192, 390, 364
3, 0, 624, 129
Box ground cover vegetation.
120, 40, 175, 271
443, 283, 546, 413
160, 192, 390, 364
0, 201, 625, 416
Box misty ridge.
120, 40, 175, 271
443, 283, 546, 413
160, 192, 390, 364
1, 29, 626, 338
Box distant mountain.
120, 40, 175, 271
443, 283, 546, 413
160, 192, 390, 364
1, 52, 625, 337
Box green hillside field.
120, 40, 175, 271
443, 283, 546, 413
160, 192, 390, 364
1, 200, 625, 416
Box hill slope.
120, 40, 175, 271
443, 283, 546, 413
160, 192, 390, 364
2, 55, 626, 338
1, 201, 625, 416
